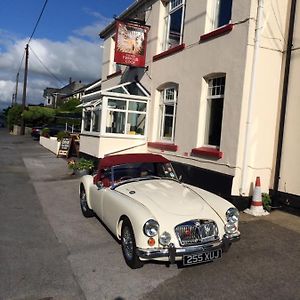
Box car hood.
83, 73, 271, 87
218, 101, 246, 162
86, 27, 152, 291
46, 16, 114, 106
115, 179, 219, 219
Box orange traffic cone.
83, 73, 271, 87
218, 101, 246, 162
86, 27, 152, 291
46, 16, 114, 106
244, 177, 269, 216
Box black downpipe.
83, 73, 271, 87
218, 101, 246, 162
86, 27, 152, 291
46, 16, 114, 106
273, 0, 297, 193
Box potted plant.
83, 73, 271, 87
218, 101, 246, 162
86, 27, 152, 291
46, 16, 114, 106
68, 158, 94, 176
57, 130, 69, 141
262, 193, 272, 212
41, 127, 50, 138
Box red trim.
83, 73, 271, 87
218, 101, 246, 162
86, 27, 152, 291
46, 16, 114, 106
191, 147, 223, 159
200, 24, 234, 42
251, 201, 263, 207
107, 70, 122, 79
153, 44, 185, 62
148, 142, 178, 152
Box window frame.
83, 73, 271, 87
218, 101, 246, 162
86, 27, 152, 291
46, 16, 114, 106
104, 97, 148, 137
159, 86, 178, 142
163, 0, 185, 51
92, 105, 102, 133
208, 0, 232, 31
204, 75, 226, 147
82, 101, 103, 134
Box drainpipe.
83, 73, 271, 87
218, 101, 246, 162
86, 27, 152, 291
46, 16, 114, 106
273, 0, 297, 194
240, 0, 264, 195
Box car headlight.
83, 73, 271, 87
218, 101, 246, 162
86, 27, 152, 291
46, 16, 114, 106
226, 207, 239, 224
143, 219, 159, 237
159, 231, 171, 246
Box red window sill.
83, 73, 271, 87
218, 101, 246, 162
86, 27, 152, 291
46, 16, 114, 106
191, 147, 223, 159
200, 24, 233, 42
148, 142, 178, 152
107, 70, 122, 79
153, 44, 185, 62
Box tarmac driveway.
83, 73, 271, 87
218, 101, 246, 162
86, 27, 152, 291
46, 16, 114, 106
0, 130, 299, 300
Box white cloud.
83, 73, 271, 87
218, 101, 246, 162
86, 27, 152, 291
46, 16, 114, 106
75, 11, 112, 41
0, 21, 108, 110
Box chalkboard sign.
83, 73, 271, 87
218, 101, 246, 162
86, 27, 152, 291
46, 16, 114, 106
57, 137, 72, 158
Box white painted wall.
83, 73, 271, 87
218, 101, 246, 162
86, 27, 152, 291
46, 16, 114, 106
80, 134, 147, 157
277, 1, 300, 196
39, 136, 60, 155
95, 0, 291, 197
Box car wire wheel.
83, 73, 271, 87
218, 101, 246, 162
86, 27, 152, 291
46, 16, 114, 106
121, 219, 143, 269
122, 226, 134, 260
80, 187, 94, 218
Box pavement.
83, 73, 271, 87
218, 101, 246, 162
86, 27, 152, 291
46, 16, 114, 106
0, 129, 299, 300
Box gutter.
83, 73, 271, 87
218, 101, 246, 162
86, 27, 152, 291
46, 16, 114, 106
240, 0, 264, 195
273, 0, 297, 193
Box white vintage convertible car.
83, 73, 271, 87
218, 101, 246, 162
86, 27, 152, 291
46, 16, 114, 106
79, 153, 240, 269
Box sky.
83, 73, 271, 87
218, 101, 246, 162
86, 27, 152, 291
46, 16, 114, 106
0, 0, 134, 111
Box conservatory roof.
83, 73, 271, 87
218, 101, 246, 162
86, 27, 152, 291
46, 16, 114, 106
78, 82, 150, 109
101, 81, 150, 98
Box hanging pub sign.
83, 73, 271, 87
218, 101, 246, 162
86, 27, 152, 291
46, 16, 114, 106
114, 21, 149, 68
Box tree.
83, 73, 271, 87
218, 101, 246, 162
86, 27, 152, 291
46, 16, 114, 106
22, 106, 55, 126
57, 98, 82, 113
7, 105, 23, 131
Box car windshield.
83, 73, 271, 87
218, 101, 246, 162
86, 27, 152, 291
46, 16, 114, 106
110, 162, 178, 186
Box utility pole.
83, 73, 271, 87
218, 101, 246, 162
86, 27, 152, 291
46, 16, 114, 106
21, 44, 29, 135
15, 72, 19, 105
11, 94, 15, 106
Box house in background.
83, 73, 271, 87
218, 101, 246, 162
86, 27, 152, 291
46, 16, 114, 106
43, 79, 85, 108
79, 0, 299, 209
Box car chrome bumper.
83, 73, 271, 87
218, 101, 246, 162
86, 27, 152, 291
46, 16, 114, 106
136, 232, 240, 263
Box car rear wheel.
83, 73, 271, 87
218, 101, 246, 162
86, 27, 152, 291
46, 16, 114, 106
121, 219, 143, 269
80, 187, 94, 218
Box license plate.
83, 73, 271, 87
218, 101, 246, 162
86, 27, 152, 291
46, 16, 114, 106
183, 249, 222, 266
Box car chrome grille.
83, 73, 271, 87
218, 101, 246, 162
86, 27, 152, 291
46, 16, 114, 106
175, 220, 219, 246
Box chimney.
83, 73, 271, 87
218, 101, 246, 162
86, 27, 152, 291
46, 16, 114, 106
69, 77, 72, 84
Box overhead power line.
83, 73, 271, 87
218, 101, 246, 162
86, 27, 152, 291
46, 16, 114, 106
17, 50, 26, 74
28, 0, 48, 44
29, 45, 65, 86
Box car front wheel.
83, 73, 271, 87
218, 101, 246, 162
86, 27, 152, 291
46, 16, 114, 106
80, 187, 94, 218
121, 219, 143, 269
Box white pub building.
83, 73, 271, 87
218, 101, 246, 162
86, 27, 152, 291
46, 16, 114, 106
79, 0, 300, 209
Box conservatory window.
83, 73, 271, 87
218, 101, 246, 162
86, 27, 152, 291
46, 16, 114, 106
84, 111, 91, 132
92, 107, 101, 132
127, 101, 146, 135
105, 98, 147, 135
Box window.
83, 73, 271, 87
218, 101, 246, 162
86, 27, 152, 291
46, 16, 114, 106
92, 106, 102, 132
159, 87, 177, 141
205, 76, 225, 147
84, 110, 91, 132
105, 98, 147, 135
83, 101, 102, 133
210, 0, 232, 30
164, 0, 185, 50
